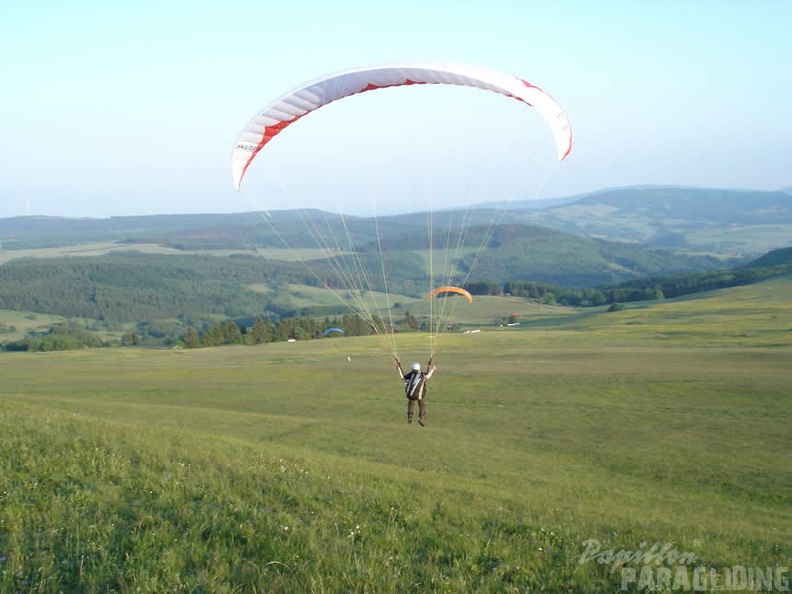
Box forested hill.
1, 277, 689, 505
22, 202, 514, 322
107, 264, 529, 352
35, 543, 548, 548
454, 225, 724, 287
749, 246, 792, 267
0, 252, 306, 324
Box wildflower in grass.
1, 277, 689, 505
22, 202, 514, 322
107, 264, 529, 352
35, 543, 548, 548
348, 524, 362, 541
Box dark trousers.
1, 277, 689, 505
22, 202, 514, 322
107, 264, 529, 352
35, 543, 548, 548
407, 396, 426, 424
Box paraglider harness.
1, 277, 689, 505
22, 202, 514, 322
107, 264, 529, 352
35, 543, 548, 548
405, 371, 425, 400
398, 358, 431, 401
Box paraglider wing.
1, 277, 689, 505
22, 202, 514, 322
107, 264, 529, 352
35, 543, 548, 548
425, 286, 473, 303
322, 327, 345, 337
232, 61, 573, 190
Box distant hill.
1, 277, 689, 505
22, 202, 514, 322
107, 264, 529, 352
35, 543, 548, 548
0, 212, 330, 251
510, 186, 792, 254
472, 194, 582, 210
452, 224, 724, 287
748, 246, 792, 267
574, 186, 792, 224
2, 186, 791, 256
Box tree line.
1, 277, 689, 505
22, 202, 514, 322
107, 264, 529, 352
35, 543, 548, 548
2, 311, 425, 352
465, 252, 792, 307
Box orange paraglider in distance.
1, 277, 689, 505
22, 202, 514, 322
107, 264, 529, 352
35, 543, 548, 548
425, 286, 473, 303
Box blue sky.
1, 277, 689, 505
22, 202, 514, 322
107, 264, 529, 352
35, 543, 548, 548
1, 0, 790, 218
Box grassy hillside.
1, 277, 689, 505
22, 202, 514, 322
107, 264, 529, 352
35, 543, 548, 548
524, 274, 792, 348
0, 310, 66, 341
1, 280, 790, 591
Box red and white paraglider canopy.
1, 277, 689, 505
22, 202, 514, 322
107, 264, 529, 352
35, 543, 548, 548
231, 61, 572, 190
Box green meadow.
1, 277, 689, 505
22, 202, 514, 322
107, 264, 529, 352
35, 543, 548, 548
0, 242, 345, 264
0, 311, 66, 342
1, 279, 791, 592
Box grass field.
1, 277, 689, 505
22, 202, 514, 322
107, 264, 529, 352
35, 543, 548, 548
0, 242, 355, 264
0, 243, 191, 263
1, 280, 791, 592
0, 310, 66, 341
280, 284, 419, 312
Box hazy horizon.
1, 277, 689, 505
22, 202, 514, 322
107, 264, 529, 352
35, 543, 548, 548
2, 183, 790, 222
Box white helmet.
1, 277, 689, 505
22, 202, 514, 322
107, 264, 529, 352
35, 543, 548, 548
411, 362, 421, 371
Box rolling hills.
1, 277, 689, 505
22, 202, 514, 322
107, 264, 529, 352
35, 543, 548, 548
508, 186, 792, 253
2, 186, 791, 256
1, 184, 791, 349
0, 232, 733, 327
